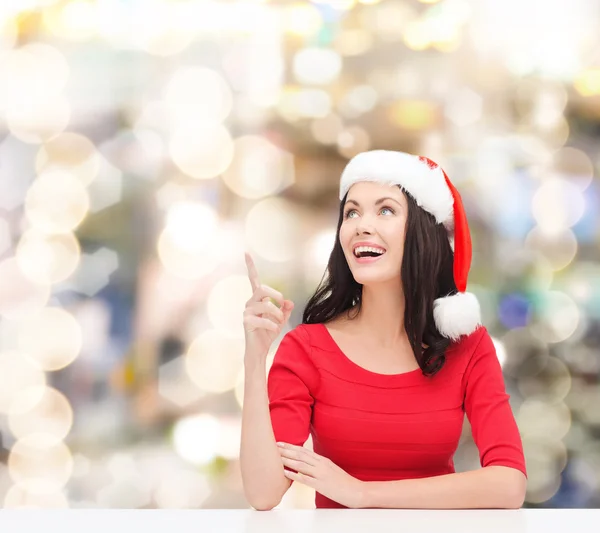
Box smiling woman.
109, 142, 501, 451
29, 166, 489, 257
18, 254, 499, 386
257, 150, 527, 510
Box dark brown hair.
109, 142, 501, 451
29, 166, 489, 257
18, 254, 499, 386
302, 186, 457, 377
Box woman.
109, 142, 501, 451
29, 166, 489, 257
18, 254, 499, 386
240, 150, 527, 510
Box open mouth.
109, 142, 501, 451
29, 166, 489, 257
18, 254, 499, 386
353, 247, 386, 263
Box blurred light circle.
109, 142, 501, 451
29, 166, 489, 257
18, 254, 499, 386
525, 226, 578, 272
390, 100, 437, 130
35, 132, 100, 186
43, 0, 97, 41
517, 356, 572, 402
17, 307, 82, 371
0, 351, 47, 415
497, 293, 531, 329
293, 47, 342, 85
221, 136, 293, 199
283, 3, 322, 36
8, 386, 73, 444
303, 229, 336, 287
8, 434, 73, 494
310, 114, 344, 144
165, 67, 233, 124
333, 29, 373, 56
532, 178, 585, 233
522, 437, 566, 504
500, 327, 550, 380
157, 202, 224, 279
0, 259, 51, 319
245, 198, 301, 262
337, 126, 371, 159
7, 95, 71, 145
169, 122, 234, 179
3, 484, 69, 509
532, 291, 580, 344
185, 329, 244, 394
172, 414, 219, 466
338, 85, 379, 118
132, 1, 195, 57
16, 230, 81, 285
25, 170, 89, 234
206, 275, 253, 334
551, 146, 594, 191
0, 43, 69, 103
154, 469, 210, 509
278, 88, 332, 121
517, 399, 571, 440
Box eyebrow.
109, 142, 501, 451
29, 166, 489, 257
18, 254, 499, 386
344, 197, 402, 207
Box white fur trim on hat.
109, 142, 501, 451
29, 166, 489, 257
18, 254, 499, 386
433, 291, 482, 341
339, 150, 454, 228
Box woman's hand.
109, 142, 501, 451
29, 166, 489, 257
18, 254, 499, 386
243, 251, 294, 362
277, 442, 365, 509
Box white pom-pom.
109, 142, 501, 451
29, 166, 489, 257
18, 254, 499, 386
433, 291, 481, 341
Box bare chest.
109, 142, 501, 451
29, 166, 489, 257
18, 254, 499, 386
325, 325, 420, 375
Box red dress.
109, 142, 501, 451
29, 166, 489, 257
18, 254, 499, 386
267, 322, 527, 508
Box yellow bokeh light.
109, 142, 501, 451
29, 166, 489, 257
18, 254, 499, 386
404, 20, 431, 50
25, 170, 90, 234
16, 230, 81, 285
169, 123, 234, 180
8, 386, 74, 444
245, 197, 301, 262
17, 307, 82, 371
0, 351, 47, 415
8, 434, 74, 494
574, 68, 600, 97
390, 100, 438, 130
185, 329, 244, 394
0, 258, 51, 319
221, 135, 294, 199
36, 132, 101, 187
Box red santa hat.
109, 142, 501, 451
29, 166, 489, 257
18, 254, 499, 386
339, 150, 481, 341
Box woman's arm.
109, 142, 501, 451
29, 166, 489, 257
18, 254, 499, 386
360, 466, 526, 509
240, 359, 291, 511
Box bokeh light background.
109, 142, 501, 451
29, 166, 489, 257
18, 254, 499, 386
0, 0, 599, 509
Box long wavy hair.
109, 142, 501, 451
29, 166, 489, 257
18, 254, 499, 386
302, 185, 457, 377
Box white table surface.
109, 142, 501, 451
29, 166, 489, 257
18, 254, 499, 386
0, 509, 598, 533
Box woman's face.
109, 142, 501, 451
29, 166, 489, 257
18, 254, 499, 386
339, 181, 408, 285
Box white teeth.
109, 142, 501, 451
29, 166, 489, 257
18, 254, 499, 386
354, 246, 386, 257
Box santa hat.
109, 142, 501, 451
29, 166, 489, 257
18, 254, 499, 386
339, 150, 481, 341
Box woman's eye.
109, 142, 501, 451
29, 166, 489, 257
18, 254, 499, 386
344, 207, 394, 219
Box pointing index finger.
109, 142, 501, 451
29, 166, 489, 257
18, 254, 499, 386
244, 251, 260, 292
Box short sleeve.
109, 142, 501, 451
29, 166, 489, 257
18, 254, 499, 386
463, 328, 527, 478
267, 325, 319, 447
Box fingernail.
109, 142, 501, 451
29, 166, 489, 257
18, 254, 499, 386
276, 442, 285, 447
